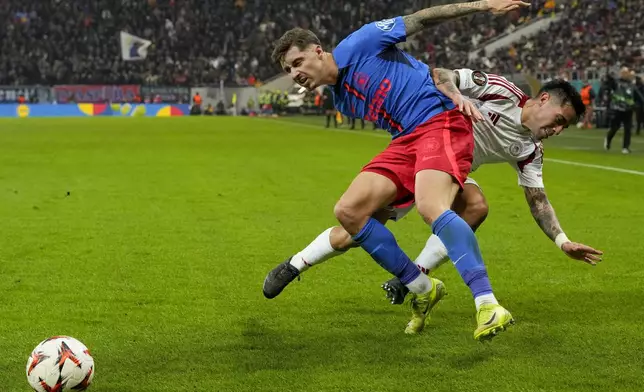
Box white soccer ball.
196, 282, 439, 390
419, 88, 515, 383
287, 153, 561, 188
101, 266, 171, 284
26, 336, 95, 391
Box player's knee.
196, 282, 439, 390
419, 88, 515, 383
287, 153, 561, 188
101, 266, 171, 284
463, 195, 489, 231
416, 202, 450, 226
333, 200, 364, 235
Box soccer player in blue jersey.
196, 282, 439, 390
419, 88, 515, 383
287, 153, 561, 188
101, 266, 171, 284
264, 0, 529, 341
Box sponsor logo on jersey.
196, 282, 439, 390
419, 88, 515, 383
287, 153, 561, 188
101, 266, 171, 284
366, 79, 392, 121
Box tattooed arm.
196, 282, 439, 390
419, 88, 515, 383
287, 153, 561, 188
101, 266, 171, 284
402, 0, 529, 37
523, 186, 562, 241
431, 68, 484, 122
523, 186, 603, 264
432, 68, 461, 98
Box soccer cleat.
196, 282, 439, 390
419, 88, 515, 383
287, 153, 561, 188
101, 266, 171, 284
262, 257, 300, 299
604, 137, 610, 151
382, 276, 410, 305
404, 278, 447, 335
473, 304, 515, 342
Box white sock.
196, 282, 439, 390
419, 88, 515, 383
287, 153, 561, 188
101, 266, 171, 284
474, 293, 498, 311
289, 228, 345, 272
405, 273, 433, 294
415, 234, 449, 274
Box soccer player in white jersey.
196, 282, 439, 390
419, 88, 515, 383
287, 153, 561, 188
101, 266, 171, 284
263, 68, 603, 337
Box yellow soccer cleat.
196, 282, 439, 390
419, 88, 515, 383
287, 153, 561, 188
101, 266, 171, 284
405, 278, 447, 335
473, 304, 515, 342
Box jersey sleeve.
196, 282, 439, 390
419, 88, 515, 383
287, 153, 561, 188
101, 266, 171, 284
333, 17, 407, 66
455, 68, 529, 106
509, 143, 544, 188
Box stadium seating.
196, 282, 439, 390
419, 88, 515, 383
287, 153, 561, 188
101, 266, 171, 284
1, 0, 551, 86
474, 0, 644, 76
1, 0, 640, 86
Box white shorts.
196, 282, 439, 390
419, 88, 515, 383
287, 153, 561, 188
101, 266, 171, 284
386, 177, 481, 222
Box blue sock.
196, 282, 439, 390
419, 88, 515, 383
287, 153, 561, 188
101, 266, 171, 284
432, 210, 493, 298
352, 218, 420, 285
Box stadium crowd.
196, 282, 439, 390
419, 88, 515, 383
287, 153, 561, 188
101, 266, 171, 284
2, 0, 553, 87
478, 0, 644, 75
0, 0, 641, 86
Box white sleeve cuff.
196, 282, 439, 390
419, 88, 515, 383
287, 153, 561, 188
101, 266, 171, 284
555, 233, 571, 249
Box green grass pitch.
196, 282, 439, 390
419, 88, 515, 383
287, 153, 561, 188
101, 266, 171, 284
0, 116, 643, 391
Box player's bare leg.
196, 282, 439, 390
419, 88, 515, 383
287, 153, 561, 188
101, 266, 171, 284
334, 172, 433, 297
263, 182, 486, 299
453, 184, 489, 232
266, 183, 488, 301
335, 172, 437, 325
332, 172, 397, 233
414, 169, 513, 341
265, 172, 435, 304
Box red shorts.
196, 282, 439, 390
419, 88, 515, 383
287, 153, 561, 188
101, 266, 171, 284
362, 108, 473, 208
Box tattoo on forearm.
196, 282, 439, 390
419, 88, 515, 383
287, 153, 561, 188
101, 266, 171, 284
433, 68, 460, 96
524, 187, 563, 241
402, 1, 488, 36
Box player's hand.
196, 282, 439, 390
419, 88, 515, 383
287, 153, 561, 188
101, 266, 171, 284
486, 0, 531, 14
450, 94, 485, 123
561, 241, 603, 265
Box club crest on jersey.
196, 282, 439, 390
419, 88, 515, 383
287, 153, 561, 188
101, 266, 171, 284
353, 72, 370, 89
472, 70, 488, 86
508, 141, 523, 157
375, 18, 396, 32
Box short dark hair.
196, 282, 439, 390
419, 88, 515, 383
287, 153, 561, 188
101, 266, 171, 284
271, 28, 321, 66
538, 79, 586, 119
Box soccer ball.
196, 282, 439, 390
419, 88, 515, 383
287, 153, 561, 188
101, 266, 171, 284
26, 336, 95, 391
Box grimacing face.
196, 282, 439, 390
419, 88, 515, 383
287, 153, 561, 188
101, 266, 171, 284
527, 92, 578, 140
281, 44, 325, 91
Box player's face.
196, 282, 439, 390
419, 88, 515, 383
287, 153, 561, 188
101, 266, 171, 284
529, 93, 577, 140
282, 45, 325, 91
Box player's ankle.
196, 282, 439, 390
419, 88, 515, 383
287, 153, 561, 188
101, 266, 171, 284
474, 293, 498, 311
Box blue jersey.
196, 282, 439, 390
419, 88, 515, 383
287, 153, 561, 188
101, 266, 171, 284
331, 17, 454, 139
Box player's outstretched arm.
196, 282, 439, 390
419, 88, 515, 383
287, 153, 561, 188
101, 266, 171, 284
431, 68, 484, 122
523, 186, 563, 241
523, 187, 603, 265
402, 0, 530, 36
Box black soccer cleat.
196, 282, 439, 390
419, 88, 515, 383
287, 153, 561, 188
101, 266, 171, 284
381, 276, 410, 305
262, 257, 300, 299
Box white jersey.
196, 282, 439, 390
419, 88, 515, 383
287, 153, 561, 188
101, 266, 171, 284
455, 68, 544, 188
388, 69, 545, 221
